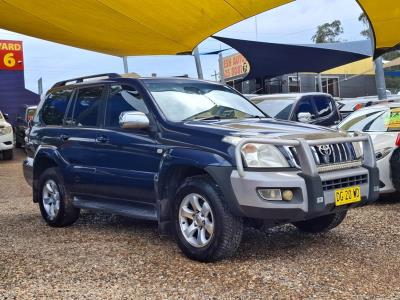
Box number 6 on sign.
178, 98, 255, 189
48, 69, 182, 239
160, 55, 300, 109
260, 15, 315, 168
3, 53, 16, 68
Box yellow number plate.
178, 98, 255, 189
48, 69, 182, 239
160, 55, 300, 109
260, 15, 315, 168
335, 186, 361, 206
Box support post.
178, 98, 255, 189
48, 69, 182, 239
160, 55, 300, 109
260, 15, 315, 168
317, 73, 323, 93
218, 52, 225, 84
38, 77, 43, 96
374, 56, 387, 100
193, 47, 203, 79
122, 56, 129, 73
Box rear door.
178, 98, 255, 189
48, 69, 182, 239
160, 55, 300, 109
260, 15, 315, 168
93, 83, 161, 204
58, 85, 106, 197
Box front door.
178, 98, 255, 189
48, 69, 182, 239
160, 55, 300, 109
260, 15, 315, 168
93, 84, 162, 204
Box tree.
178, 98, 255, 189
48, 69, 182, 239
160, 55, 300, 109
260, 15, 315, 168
359, 12, 371, 39
312, 20, 343, 43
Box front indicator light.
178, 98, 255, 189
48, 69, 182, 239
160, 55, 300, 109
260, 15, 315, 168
257, 188, 282, 201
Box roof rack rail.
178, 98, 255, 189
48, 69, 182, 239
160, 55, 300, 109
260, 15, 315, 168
52, 73, 121, 88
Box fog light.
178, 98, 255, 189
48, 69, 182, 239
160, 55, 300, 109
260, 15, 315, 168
282, 190, 294, 201
257, 188, 282, 201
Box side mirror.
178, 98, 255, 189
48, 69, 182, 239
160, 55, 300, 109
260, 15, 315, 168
119, 111, 150, 129
297, 112, 314, 123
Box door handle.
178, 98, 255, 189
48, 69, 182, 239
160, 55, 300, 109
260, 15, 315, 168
59, 134, 70, 141
96, 136, 109, 143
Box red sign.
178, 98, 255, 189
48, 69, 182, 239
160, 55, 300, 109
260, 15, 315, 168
223, 53, 250, 80
0, 40, 24, 71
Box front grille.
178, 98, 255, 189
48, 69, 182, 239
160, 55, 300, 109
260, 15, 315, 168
284, 142, 358, 168
322, 174, 368, 191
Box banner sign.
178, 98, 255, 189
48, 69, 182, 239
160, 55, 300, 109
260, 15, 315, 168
0, 40, 24, 71
223, 53, 250, 80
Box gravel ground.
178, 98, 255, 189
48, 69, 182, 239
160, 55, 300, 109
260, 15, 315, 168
1, 150, 400, 299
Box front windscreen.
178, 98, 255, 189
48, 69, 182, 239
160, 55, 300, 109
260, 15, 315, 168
145, 81, 266, 122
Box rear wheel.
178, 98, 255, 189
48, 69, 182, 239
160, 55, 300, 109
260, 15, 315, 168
174, 175, 243, 262
292, 211, 347, 233
2, 149, 13, 160
38, 167, 80, 227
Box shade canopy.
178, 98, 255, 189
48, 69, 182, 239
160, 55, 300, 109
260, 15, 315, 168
214, 36, 370, 80
357, 0, 400, 57
0, 0, 291, 56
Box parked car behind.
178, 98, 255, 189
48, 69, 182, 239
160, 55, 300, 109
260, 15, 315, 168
337, 95, 400, 118
23, 74, 379, 262
338, 103, 400, 194
249, 93, 341, 127
15, 105, 37, 148
0, 110, 14, 160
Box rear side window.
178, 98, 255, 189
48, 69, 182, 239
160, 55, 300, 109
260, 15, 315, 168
105, 85, 148, 128
72, 86, 104, 127
40, 90, 73, 125
313, 96, 333, 118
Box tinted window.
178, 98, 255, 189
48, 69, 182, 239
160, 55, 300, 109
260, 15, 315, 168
40, 90, 73, 125
105, 85, 148, 127
314, 96, 333, 117
72, 86, 104, 127
295, 98, 315, 120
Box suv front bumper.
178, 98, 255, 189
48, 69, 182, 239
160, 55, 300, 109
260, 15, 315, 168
0, 132, 14, 151
211, 134, 380, 222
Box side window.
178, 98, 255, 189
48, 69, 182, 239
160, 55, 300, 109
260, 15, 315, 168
39, 89, 73, 125
105, 85, 148, 128
295, 98, 315, 120
313, 96, 333, 118
72, 86, 104, 127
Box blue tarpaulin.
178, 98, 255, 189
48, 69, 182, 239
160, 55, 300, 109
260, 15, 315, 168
213, 36, 371, 81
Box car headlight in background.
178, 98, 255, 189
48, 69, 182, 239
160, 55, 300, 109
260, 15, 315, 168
241, 143, 289, 168
375, 147, 393, 160
0, 125, 12, 136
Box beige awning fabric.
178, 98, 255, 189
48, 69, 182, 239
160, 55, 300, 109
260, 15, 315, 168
0, 0, 292, 56
357, 0, 400, 57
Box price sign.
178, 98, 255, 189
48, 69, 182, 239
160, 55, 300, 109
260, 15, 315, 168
0, 40, 24, 71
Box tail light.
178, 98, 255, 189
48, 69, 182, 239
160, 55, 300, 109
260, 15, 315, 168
396, 133, 400, 147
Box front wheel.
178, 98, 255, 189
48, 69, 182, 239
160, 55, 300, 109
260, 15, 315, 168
174, 175, 243, 262
292, 211, 347, 233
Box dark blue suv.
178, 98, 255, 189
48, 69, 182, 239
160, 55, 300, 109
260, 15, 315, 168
23, 73, 379, 262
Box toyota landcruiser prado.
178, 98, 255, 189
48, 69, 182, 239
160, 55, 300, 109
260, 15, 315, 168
23, 74, 379, 262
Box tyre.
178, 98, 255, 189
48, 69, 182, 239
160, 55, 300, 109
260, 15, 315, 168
2, 149, 13, 160
173, 175, 243, 262
292, 210, 347, 233
38, 167, 80, 227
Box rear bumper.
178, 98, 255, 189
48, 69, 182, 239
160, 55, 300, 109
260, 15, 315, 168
229, 166, 379, 221
23, 157, 34, 187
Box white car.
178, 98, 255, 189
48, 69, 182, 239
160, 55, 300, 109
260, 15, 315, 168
338, 103, 400, 194
0, 111, 14, 160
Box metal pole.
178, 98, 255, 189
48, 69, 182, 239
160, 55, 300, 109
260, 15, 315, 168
123, 56, 129, 73
317, 74, 323, 92
218, 52, 225, 84
38, 77, 43, 96
193, 47, 203, 79
374, 56, 387, 100
368, 27, 387, 100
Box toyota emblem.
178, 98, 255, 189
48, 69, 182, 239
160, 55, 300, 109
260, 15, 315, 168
318, 145, 332, 156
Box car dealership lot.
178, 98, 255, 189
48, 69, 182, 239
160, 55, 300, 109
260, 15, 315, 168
1, 150, 400, 299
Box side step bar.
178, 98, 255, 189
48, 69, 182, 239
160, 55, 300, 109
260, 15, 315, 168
73, 197, 157, 221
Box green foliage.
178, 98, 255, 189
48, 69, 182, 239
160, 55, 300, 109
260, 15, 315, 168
359, 12, 372, 39
312, 20, 344, 43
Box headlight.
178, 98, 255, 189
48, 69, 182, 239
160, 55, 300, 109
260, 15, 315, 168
375, 147, 392, 160
241, 143, 289, 168
0, 125, 12, 136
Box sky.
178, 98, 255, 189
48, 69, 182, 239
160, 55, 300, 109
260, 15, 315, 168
0, 0, 366, 93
